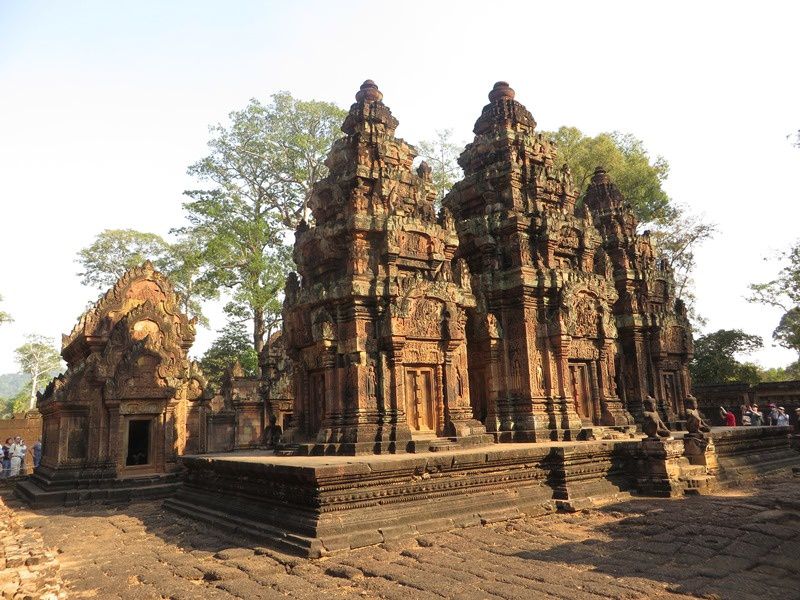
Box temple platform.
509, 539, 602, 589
166, 425, 800, 557
165, 438, 642, 557
16, 466, 183, 508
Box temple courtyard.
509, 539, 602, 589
3, 474, 798, 600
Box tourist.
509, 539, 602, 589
767, 404, 780, 426
741, 405, 751, 426
776, 407, 790, 427
33, 440, 42, 468
720, 407, 737, 427
9, 436, 27, 477
1, 438, 11, 478
748, 405, 764, 427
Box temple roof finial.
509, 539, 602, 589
356, 79, 383, 103
488, 81, 515, 102
592, 166, 611, 185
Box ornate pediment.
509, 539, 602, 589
62, 262, 195, 363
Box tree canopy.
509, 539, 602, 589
15, 334, 62, 411
416, 129, 464, 202
76, 229, 217, 326
542, 127, 715, 321
199, 321, 259, 392
0, 294, 11, 326
689, 329, 764, 385
545, 127, 672, 225
178, 92, 346, 356
748, 240, 800, 357
77, 229, 171, 288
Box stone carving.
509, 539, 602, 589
685, 396, 711, 434
443, 82, 652, 441
573, 293, 599, 338
642, 397, 671, 439
282, 81, 486, 454
29, 263, 208, 503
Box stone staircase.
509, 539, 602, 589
679, 462, 717, 495
407, 437, 460, 453
274, 444, 301, 457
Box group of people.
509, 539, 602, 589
1, 437, 41, 478
720, 404, 796, 427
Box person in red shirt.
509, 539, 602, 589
720, 406, 737, 427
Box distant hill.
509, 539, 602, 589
0, 373, 30, 398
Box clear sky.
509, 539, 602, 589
1, 0, 798, 374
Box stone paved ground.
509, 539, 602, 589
5, 477, 800, 600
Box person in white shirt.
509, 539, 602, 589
9, 436, 27, 477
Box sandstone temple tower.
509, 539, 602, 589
19, 262, 208, 506
282, 80, 488, 454
585, 167, 693, 425
444, 82, 634, 442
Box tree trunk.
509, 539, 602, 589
28, 372, 38, 411
253, 307, 265, 376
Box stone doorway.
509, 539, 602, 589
404, 367, 437, 434
126, 419, 151, 467
568, 362, 595, 424
469, 368, 488, 424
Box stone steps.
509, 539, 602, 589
683, 474, 717, 495
274, 444, 301, 457
407, 437, 459, 453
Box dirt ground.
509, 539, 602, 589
6, 477, 800, 600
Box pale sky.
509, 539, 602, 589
1, 1, 798, 374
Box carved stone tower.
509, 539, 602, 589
283, 80, 487, 454
445, 82, 633, 442
585, 167, 693, 425
19, 262, 208, 506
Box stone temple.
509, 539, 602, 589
19, 262, 209, 506
282, 80, 489, 454
279, 80, 693, 452
19, 81, 800, 558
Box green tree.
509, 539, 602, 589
690, 329, 764, 385
14, 335, 62, 411
545, 127, 672, 224
544, 127, 715, 321
199, 321, 259, 392
757, 361, 800, 382
0, 294, 11, 326
178, 92, 346, 356
77, 229, 217, 326
77, 229, 171, 288
749, 240, 800, 356
416, 129, 464, 202
649, 208, 716, 321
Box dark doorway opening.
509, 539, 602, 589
126, 419, 151, 466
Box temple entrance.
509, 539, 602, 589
126, 419, 151, 466
469, 367, 488, 423
568, 362, 594, 424
404, 367, 437, 434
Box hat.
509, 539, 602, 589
779, 406, 785, 411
